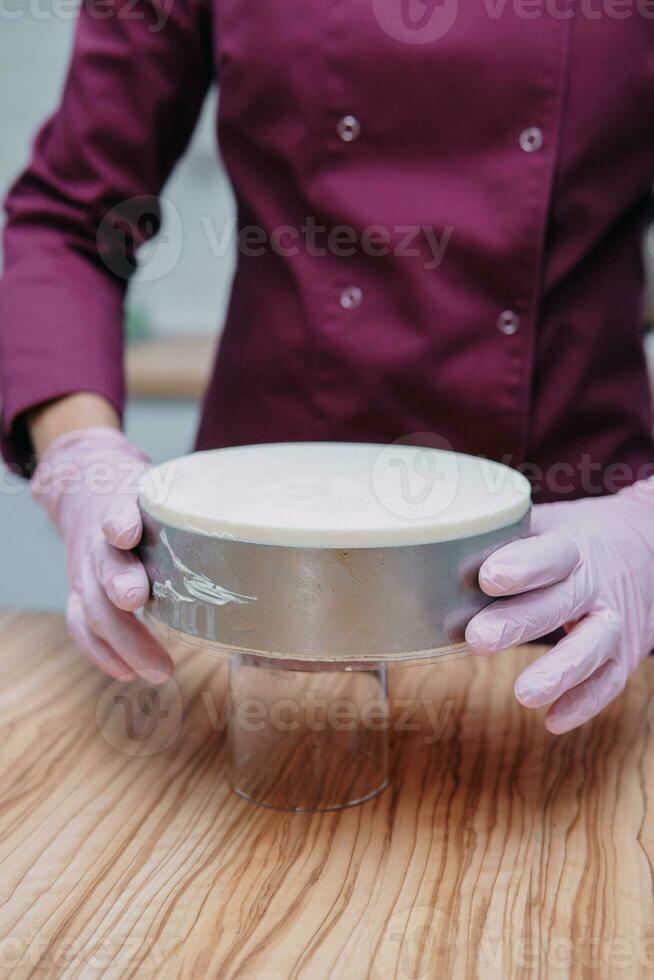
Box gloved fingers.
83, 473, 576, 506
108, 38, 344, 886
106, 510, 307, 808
544, 658, 628, 734
66, 592, 136, 681
102, 497, 142, 550
479, 532, 580, 598
466, 580, 588, 652
79, 573, 173, 682
514, 609, 621, 709
93, 537, 150, 612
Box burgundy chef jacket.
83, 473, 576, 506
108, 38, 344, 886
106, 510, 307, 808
1, 0, 654, 502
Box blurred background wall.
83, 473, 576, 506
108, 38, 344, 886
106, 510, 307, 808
1, 12, 236, 339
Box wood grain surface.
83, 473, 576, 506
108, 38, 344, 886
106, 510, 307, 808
1, 610, 653, 979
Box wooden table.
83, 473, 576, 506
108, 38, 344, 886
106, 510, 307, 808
1, 611, 653, 979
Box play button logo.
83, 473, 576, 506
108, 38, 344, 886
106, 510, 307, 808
371, 0, 459, 44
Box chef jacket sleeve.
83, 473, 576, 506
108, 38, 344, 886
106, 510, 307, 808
0, 0, 214, 473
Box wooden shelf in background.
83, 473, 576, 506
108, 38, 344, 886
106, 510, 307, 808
125, 334, 216, 400
128, 332, 654, 405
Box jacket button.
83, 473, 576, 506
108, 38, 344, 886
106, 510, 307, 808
340, 286, 363, 309
519, 127, 543, 153
337, 115, 361, 142
498, 310, 520, 335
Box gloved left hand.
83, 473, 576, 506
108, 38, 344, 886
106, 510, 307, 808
465, 480, 654, 733
30, 427, 172, 682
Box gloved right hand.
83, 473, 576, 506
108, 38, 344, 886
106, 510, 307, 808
30, 427, 172, 682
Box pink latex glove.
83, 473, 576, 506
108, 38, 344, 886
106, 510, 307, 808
30, 427, 172, 682
465, 481, 654, 733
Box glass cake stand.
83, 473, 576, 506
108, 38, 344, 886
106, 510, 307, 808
144, 612, 470, 812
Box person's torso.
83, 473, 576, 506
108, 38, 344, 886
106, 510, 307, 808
196, 1, 654, 501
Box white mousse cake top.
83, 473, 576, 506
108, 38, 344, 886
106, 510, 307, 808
138, 442, 531, 548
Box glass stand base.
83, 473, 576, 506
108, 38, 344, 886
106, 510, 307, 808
227, 655, 390, 812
